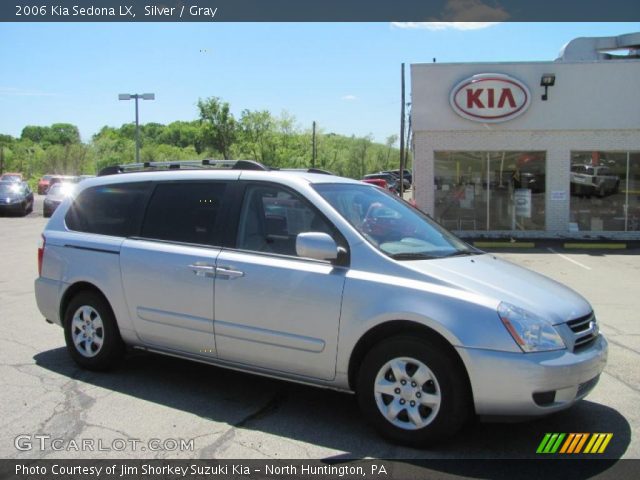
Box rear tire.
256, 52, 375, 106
356, 335, 471, 447
63, 291, 125, 371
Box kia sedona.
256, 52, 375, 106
34, 160, 607, 446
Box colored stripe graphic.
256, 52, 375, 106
585, 433, 614, 454
537, 433, 552, 453
559, 433, 575, 453
536, 433, 565, 453
538, 433, 613, 454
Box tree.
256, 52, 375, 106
239, 109, 276, 165
47, 123, 81, 145
197, 97, 237, 159
21, 126, 48, 144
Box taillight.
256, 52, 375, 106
37, 234, 45, 276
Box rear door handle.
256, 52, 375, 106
216, 266, 244, 279
189, 264, 216, 277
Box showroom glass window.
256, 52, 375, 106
570, 151, 640, 232
434, 151, 546, 231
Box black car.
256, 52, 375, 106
0, 181, 34, 216
382, 170, 411, 190
43, 182, 76, 217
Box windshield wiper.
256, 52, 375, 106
389, 252, 439, 260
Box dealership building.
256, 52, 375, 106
410, 32, 640, 239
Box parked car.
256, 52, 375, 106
382, 170, 411, 190
570, 164, 620, 197
363, 173, 399, 194
35, 160, 607, 446
0, 181, 34, 216
48, 175, 78, 189
43, 182, 75, 218
386, 169, 413, 185
362, 178, 389, 190
0, 172, 23, 183
37, 175, 56, 194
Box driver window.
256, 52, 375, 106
236, 185, 333, 256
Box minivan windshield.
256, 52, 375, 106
314, 183, 478, 260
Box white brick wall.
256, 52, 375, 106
413, 129, 640, 238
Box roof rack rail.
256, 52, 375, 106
97, 159, 268, 176
274, 168, 335, 176
307, 168, 334, 175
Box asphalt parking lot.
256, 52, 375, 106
1, 196, 638, 460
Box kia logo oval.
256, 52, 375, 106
450, 73, 531, 123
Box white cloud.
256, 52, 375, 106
341, 95, 358, 101
392, 0, 509, 30
392, 22, 501, 31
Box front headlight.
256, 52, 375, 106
498, 302, 566, 352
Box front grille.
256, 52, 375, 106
577, 375, 600, 398
566, 312, 599, 352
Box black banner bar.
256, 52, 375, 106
1, 459, 639, 480
3, 0, 640, 22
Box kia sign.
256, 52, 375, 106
450, 73, 531, 123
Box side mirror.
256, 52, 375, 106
296, 232, 339, 261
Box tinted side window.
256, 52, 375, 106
141, 182, 227, 246
236, 184, 334, 256
66, 183, 150, 237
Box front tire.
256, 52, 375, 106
63, 291, 125, 371
356, 335, 471, 446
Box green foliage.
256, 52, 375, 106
197, 97, 237, 160
1, 98, 409, 184
21, 124, 80, 146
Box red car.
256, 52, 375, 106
37, 175, 56, 194
362, 178, 389, 190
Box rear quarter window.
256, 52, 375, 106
65, 183, 151, 237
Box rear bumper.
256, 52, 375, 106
458, 334, 608, 416
35, 277, 62, 326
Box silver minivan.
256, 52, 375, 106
34, 160, 607, 446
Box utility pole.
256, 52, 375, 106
0, 146, 4, 175
312, 121, 317, 168
399, 63, 406, 196
404, 104, 412, 179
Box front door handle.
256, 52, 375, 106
189, 264, 216, 277
216, 266, 244, 279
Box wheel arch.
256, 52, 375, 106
347, 320, 473, 405
60, 281, 115, 325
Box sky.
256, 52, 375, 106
1, 22, 638, 144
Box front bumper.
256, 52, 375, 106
457, 334, 608, 416
43, 201, 61, 215
0, 201, 25, 213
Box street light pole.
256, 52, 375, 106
119, 93, 155, 163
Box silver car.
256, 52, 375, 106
34, 160, 607, 446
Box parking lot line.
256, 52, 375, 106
547, 248, 592, 270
